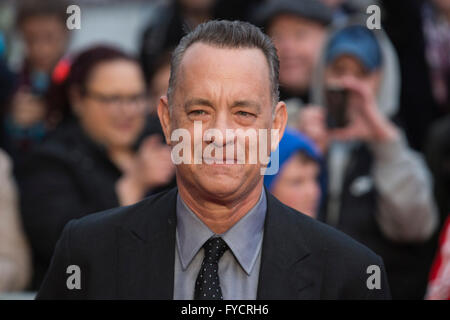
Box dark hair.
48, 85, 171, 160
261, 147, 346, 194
16, 0, 69, 28
147, 49, 173, 87
46, 45, 138, 125
167, 20, 280, 107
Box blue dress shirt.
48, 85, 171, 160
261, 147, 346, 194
173, 188, 267, 300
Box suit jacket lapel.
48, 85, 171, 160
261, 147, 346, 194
115, 188, 178, 299
113, 187, 323, 299
257, 189, 324, 299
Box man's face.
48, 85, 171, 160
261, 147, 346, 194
158, 43, 286, 201
20, 15, 69, 72
269, 14, 326, 95
325, 55, 381, 95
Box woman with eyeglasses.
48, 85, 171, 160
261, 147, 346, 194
17, 46, 175, 290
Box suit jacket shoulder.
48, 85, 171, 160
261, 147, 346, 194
37, 187, 390, 299
258, 191, 391, 299
36, 188, 178, 299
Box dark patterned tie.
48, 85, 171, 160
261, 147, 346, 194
194, 237, 229, 300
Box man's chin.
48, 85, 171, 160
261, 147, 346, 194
201, 162, 245, 171
195, 179, 244, 199
180, 165, 261, 198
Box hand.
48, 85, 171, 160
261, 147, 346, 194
135, 134, 175, 189
328, 77, 399, 143
116, 134, 175, 205
297, 106, 329, 153
11, 89, 46, 127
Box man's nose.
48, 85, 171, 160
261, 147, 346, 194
205, 112, 235, 147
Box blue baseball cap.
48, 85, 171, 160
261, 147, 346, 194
264, 128, 321, 191
326, 25, 382, 72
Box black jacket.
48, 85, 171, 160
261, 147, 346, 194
17, 121, 122, 289
319, 145, 437, 299
18, 118, 174, 290
382, 0, 450, 152
426, 115, 450, 222
37, 187, 390, 299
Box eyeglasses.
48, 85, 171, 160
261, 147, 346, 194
84, 90, 149, 114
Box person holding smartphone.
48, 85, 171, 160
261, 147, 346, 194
297, 23, 438, 299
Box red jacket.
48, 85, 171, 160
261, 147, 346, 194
427, 217, 450, 299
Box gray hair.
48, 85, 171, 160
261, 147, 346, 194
167, 20, 280, 108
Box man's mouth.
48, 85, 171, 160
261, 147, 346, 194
202, 156, 240, 164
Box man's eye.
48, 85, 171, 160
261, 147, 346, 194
236, 111, 254, 117
102, 96, 120, 104
190, 110, 207, 116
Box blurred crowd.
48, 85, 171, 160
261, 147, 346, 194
0, 0, 450, 300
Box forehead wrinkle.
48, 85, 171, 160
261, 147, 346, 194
231, 100, 262, 112
174, 44, 273, 111
183, 69, 267, 106
183, 97, 215, 110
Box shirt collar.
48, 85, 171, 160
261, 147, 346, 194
176, 188, 267, 275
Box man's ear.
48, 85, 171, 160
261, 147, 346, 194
157, 95, 172, 145
271, 101, 288, 151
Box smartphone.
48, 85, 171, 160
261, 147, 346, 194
325, 86, 349, 129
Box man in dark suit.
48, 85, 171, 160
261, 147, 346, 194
37, 20, 390, 299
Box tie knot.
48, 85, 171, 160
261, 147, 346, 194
203, 237, 228, 263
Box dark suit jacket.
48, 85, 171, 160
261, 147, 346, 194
36, 187, 391, 299
17, 118, 175, 290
